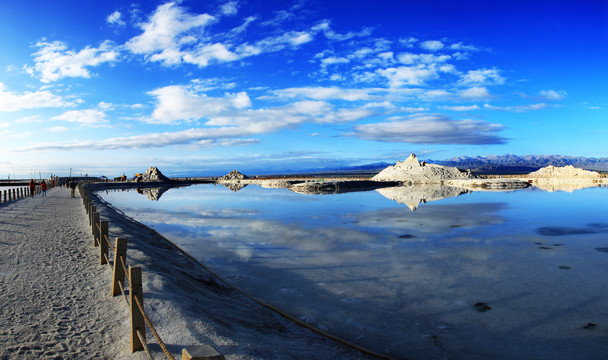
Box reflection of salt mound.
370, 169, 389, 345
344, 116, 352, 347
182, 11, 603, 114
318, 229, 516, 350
220, 182, 248, 192
142, 186, 171, 201
221, 170, 249, 180
376, 185, 471, 211
142, 167, 171, 182
528, 165, 600, 179
531, 180, 602, 193
373, 154, 475, 182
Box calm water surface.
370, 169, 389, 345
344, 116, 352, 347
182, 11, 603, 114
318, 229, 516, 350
98, 184, 608, 359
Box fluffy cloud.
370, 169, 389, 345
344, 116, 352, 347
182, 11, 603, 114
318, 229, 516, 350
126, 2, 215, 56
538, 89, 566, 101
459, 87, 491, 100
146, 85, 252, 124
397, 53, 451, 65
351, 114, 506, 144
419, 40, 444, 51
29, 40, 119, 83
440, 105, 481, 111
273, 87, 380, 101
52, 109, 109, 126
377, 66, 438, 87
459, 68, 504, 86
107, 11, 125, 26
220, 1, 239, 16
0, 82, 78, 111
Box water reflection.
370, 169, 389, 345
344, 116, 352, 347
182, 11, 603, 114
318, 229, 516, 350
530, 179, 606, 192
98, 184, 608, 359
376, 185, 471, 211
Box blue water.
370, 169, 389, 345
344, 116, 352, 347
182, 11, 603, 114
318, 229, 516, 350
98, 184, 608, 359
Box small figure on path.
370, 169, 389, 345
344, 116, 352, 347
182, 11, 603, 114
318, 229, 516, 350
69, 178, 76, 197
29, 179, 35, 197
41, 180, 47, 197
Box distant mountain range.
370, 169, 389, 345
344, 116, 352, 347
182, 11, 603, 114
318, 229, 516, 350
435, 154, 608, 174
311, 155, 608, 176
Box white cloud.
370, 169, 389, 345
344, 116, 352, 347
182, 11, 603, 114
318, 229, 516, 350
459, 68, 504, 86
377, 66, 438, 87
107, 11, 125, 26
146, 85, 252, 124
539, 89, 566, 101
321, 56, 350, 66
397, 53, 451, 65
459, 87, 491, 100
420, 40, 444, 51
220, 1, 239, 16
483, 103, 548, 112
30, 40, 119, 83
399, 37, 418, 48
351, 114, 506, 144
52, 109, 109, 126
449, 42, 478, 52
180, 43, 239, 66
0, 82, 78, 111
440, 105, 481, 111
126, 2, 215, 58
273, 87, 378, 101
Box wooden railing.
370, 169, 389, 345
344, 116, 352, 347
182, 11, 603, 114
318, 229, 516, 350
78, 184, 224, 360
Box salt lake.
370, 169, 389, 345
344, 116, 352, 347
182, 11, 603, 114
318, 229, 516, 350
97, 183, 608, 359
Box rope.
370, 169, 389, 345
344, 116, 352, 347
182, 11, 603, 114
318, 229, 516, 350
106, 235, 115, 251
118, 279, 129, 307
134, 295, 176, 360
120, 256, 129, 278
136, 329, 154, 360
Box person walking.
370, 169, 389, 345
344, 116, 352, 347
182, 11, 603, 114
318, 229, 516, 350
41, 180, 47, 197
28, 179, 35, 197
69, 178, 76, 198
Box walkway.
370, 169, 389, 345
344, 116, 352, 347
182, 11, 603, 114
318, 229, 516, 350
0, 188, 141, 359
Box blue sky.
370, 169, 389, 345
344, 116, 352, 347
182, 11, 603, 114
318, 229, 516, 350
0, 0, 606, 178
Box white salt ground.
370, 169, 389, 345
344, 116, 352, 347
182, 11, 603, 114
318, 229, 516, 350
0, 187, 372, 360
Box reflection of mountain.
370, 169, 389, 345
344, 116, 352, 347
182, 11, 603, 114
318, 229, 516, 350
220, 182, 248, 192
140, 186, 172, 201
376, 185, 471, 211
530, 179, 605, 192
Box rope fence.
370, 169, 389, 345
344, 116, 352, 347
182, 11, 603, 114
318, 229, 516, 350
78, 184, 224, 360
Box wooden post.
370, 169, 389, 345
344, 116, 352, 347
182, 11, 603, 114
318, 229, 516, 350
111, 237, 127, 297
92, 212, 100, 245
100, 220, 108, 265
2, 190, 5, 202
8, 189, 11, 201
129, 266, 145, 353
89, 205, 96, 227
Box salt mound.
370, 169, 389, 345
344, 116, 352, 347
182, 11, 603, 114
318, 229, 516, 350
220, 170, 249, 180
142, 167, 171, 182
372, 154, 475, 182
527, 165, 600, 178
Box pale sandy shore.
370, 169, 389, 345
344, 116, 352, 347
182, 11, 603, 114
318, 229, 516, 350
0, 187, 372, 359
